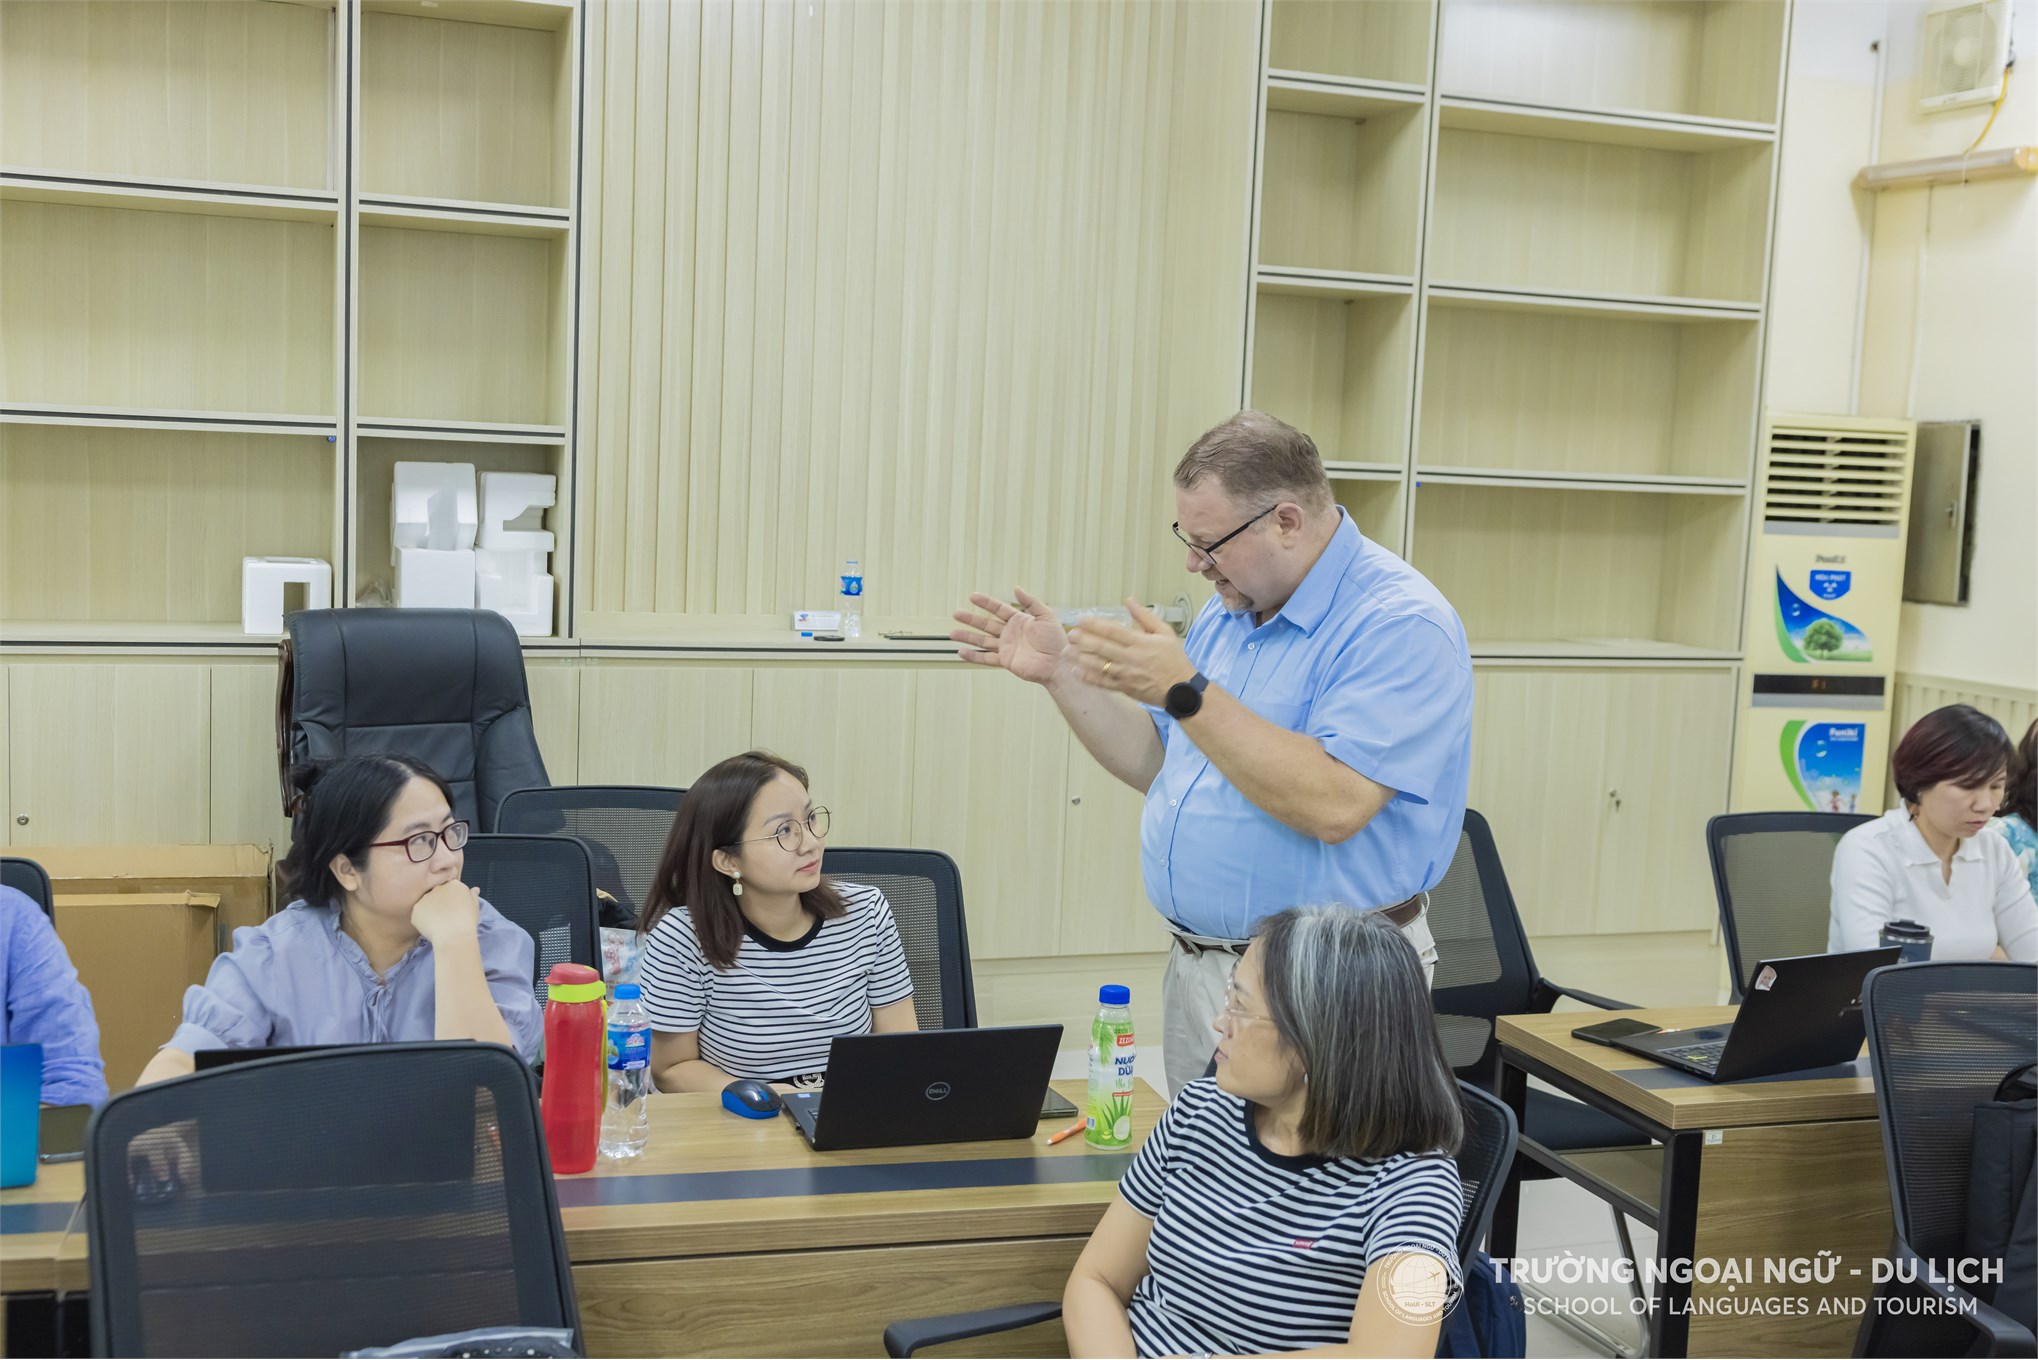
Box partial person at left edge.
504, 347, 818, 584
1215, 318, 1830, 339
136, 753, 542, 1087
1, 884, 109, 1106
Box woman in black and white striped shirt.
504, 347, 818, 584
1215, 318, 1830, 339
1064, 906, 1466, 1358
638, 751, 916, 1091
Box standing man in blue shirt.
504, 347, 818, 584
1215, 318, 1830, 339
953, 411, 1473, 1093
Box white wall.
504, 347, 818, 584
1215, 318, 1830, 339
1766, 0, 2037, 693
1765, 1, 1886, 414
1860, 0, 2038, 691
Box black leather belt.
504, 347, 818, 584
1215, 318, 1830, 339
1169, 893, 1425, 953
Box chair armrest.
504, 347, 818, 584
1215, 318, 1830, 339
1890, 1240, 2037, 1357
882, 1302, 1063, 1358
1529, 979, 1641, 1012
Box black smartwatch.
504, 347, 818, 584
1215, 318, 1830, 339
1164, 671, 1209, 720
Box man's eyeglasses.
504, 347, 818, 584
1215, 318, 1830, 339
367, 820, 471, 864
1172, 506, 1274, 570
732, 808, 833, 854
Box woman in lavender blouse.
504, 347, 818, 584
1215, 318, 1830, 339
135, 754, 541, 1087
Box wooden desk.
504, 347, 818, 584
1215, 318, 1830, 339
0, 1080, 1161, 1358
1496, 1008, 1893, 1360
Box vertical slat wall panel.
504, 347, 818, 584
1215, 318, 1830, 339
577, 0, 1255, 631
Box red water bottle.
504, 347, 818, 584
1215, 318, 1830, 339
540, 963, 607, 1174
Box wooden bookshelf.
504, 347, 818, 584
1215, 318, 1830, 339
0, 0, 584, 644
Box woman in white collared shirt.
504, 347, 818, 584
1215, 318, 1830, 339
1830, 704, 2038, 962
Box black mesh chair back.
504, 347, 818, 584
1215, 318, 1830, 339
1451, 1081, 1520, 1268
461, 835, 600, 1008
1707, 812, 1872, 1001
86, 1042, 580, 1358
821, 848, 976, 1030
1, 856, 55, 921
1859, 961, 2037, 1355
278, 608, 549, 832
495, 785, 685, 926
1428, 811, 1547, 1082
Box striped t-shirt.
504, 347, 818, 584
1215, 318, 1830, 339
1118, 1078, 1464, 1357
637, 881, 915, 1082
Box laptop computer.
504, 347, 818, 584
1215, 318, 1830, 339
782, 1025, 1063, 1151
1610, 947, 1900, 1082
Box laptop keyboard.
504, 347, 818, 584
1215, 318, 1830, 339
1658, 1039, 1727, 1071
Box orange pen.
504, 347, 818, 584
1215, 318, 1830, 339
1045, 1117, 1089, 1146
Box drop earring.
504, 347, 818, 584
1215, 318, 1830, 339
730, 870, 743, 897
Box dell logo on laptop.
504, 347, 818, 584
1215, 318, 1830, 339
925, 1081, 952, 1101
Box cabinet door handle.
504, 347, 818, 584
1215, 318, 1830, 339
1608, 790, 1622, 811
1069, 796, 1083, 807
13, 815, 25, 826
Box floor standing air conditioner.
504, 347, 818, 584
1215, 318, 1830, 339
1730, 414, 1918, 814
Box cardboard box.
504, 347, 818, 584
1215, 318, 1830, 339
17, 843, 273, 949
54, 892, 220, 1093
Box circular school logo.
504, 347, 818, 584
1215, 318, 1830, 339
924, 1081, 952, 1101
1379, 1253, 1454, 1325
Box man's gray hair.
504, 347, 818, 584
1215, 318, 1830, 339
1253, 905, 1465, 1159
1173, 410, 1335, 515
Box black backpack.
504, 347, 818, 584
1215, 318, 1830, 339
1967, 1062, 2037, 1336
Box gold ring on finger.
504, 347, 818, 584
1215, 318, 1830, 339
1103, 661, 1114, 679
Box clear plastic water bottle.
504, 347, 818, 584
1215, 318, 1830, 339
1086, 985, 1135, 1149
599, 984, 651, 1159
839, 558, 863, 638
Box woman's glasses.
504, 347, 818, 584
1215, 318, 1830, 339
367, 820, 471, 864
732, 807, 833, 854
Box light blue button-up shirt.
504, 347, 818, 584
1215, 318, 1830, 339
1141, 510, 1473, 939
1, 886, 109, 1105
168, 899, 543, 1062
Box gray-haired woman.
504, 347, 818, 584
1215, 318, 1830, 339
1063, 906, 1466, 1358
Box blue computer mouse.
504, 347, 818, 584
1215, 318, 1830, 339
721, 1079, 783, 1119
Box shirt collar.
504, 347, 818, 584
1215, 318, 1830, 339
322, 902, 429, 980
1267, 509, 1361, 638
1892, 809, 1986, 866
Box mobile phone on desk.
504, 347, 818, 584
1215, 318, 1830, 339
1571, 1017, 1661, 1047
38, 1103, 91, 1163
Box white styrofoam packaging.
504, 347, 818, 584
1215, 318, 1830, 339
478, 471, 558, 553
391, 462, 478, 564
477, 549, 555, 636
394, 547, 477, 609
241, 557, 332, 633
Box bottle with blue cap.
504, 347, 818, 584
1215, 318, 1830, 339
1086, 984, 1135, 1149
599, 983, 652, 1159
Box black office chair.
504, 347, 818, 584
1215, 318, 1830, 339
1430, 810, 1639, 1145
86, 1042, 581, 1357
1857, 961, 2037, 1358
1, 856, 55, 922
496, 785, 685, 927
879, 1080, 1520, 1358
278, 608, 550, 832
461, 834, 601, 1009
1707, 811, 1873, 1001
823, 847, 977, 1030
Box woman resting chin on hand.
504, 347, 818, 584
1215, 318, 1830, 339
135, 754, 541, 1089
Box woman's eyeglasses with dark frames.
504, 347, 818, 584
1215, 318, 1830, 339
367, 820, 472, 864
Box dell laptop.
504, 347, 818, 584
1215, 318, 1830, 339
1611, 947, 1900, 1082
783, 1025, 1063, 1151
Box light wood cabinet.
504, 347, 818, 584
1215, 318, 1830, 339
1060, 731, 1167, 958
751, 667, 919, 849
7, 664, 211, 844
910, 671, 1069, 961
574, 663, 754, 787
208, 662, 294, 851
1469, 665, 1736, 936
